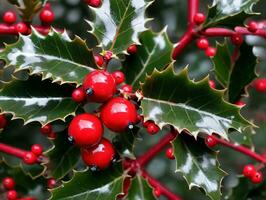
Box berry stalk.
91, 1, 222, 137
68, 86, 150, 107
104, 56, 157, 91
188, 0, 199, 24
0, 143, 27, 158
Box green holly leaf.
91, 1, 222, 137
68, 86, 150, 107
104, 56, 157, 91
204, 0, 260, 28
45, 130, 80, 179
88, 0, 152, 55
141, 64, 252, 139
126, 175, 156, 200
50, 164, 125, 200
225, 177, 250, 200
122, 29, 173, 90
172, 134, 226, 200
229, 127, 254, 147
0, 29, 96, 86
228, 43, 257, 103
0, 77, 78, 125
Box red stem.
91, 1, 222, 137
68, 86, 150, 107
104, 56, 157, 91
213, 136, 266, 163
17, 198, 36, 200
137, 131, 178, 167
188, 0, 199, 24
141, 170, 182, 200
0, 143, 27, 158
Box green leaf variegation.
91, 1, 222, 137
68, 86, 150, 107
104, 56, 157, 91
0, 29, 96, 86
88, 0, 152, 55
50, 164, 125, 200
0, 77, 78, 125
122, 29, 173, 89
173, 134, 226, 200
141, 64, 252, 139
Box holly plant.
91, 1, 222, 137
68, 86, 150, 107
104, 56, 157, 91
1, 0, 266, 200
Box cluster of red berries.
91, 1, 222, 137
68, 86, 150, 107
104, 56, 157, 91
2, 177, 17, 200
22, 144, 43, 165
40, 124, 56, 139
243, 164, 263, 184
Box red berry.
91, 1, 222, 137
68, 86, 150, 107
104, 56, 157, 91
231, 34, 243, 46
253, 78, 266, 92
247, 21, 258, 33
137, 115, 143, 123
47, 178, 57, 189
197, 38, 209, 50
235, 101, 246, 107
15, 22, 28, 34
121, 84, 133, 94
127, 44, 137, 54
154, 188, 161, 197
147, 122, 160, 135
31, 144, 43, 156
39, 9, 55, 24
2, 177, 16, 190
209, 80, 216, 89
94, 54, 104, 67
81, 138, 115, 170
7, 190, 17, 200
251, 171, 263, 184
205, 47, 216, 57
23, 152, 37, 165
48, 131, 56, 140
3, 11, 16, 24
103, 51, 113, 61
68, 113, 103, 146
40, 124, 52, 135
194, 13, 205, 25
86, 0, 102, 7
112, 71, 125, 85
165, 147, 175, 160
243, 164, 256, 178
72, 87, 86, 103
101, 97, 138, 132
0, 114, 7, 129
142, 120, 151, 128
205, 135, 218, 148
83, 70, 116, 103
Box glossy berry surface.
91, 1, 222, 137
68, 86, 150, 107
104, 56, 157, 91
127, 44, 137, 54
253, 78, 266, 92
154, 188, 161, 198
2, 177, 16, 190
142, 120, 151, 128
94, 54, 104, 67
39, 9, 55, 24
205, 47, 216, 57
83, 70, 116, 103
251, 171, 263, 184
197, 38, 209, 49
3, 11, 16, 24
209, 80, 216, 89
147, 122, 160, 135
0, 114, 7, 129
47, 178, 57, 189
23, 152, 37, 165
68, 113, 103, 146
72, 87, 86, 103
231, 34, 243, 46
112, 71, 125, 85
15, 22, 28, 34
194, 13, 205, 25
121, 84, 133, 93
31, 144, 43, 156
205, 135, 218, 148
101, 97, 138, 132
247, 21, 258, 33
243, 164, 256, 178
235, 101, 246, 107
86, 0, 102, 7
7, 190, 17, 200
40, 124, 52, 135
81, 138, 115, 170
165, 147, 175, 160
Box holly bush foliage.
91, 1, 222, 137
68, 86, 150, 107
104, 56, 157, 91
0, 0, 266, 200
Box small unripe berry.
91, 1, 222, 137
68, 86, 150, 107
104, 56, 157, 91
205, 135, 218, 148
194, 13, 205, 25
47, 178, 57, 189
7, 190, 17, 200
39, 9, 55, 24
3, 11, 17, 24
205, 47, 216, 57
253, 78, 266, 92
2, 177, 16, 190
72, 87, 86, 103
165, 147, 175, 160
127, 44, 138, 54
112, 71, 125, 85
40, 124, 52, 135
231, 34, 243, 46
197, 38, 209, 50
147, 122, 160, 135
0, 114, 7, 129
86, 0, 102, 7
209, 80, 216, 89
247, 21, 258, 33
242, 164, 256, 178
94, 54, 104, 67
251, 171, 263, 184
23, 152, 37, 165
15, 22, 28, 34
31, 144, 43, 156
121, 84, 133, 94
